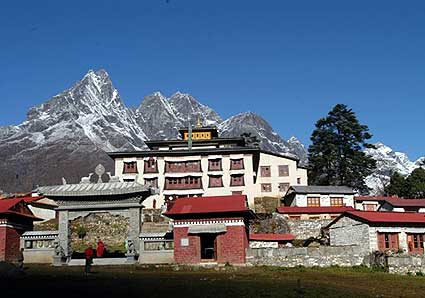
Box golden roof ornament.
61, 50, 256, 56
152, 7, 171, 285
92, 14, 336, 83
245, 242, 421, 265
196, 113, 202, 128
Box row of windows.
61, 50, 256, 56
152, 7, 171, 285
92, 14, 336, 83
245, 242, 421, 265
306, 197, 344, 207
123, 158, 245, 174
261, 183, 290, 193
260, 165, 290, 177
145, 178, 294, 192
145, 174, 246, 189
378, 233, 425, 254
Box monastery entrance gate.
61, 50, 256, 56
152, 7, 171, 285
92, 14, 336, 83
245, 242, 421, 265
37, 165, 154, 265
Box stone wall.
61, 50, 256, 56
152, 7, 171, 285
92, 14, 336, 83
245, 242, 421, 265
329, 216, 370, 253
387, 255, 425, 275
250, 213, 290, 234
70, 212, 129, 253
286, 218, 331, 239
247, 245, 367, 267
254, 197, 280, 214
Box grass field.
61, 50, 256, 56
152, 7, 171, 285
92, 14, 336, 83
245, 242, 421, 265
3, 264, 425, 298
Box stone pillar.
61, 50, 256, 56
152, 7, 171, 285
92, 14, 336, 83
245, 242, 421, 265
58, 210, 70, 264
129, 207, 142, 250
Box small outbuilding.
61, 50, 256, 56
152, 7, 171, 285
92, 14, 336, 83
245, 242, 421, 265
378, 197, 425, 213
164, 195, 255, 265
354, 196, 387, 211
327, 211, 425, 255
0, 198, 41, 262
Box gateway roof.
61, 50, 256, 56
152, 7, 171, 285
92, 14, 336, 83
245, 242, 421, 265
37, 182, 151, 197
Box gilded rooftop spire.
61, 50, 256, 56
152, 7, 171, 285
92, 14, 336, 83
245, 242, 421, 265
196, 113, 202, 128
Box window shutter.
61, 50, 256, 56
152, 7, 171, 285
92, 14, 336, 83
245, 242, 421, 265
391, 234, 399, 250
377, 233, 385, 251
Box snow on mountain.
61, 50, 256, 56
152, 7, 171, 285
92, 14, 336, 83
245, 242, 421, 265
364, 142, 424, 194
135, 92, 180, 140
218, 112, 307, 163
169, 92, 222, 126
10, 68, 420, 194
0, 69, 147, 191
23, 69, 147, 152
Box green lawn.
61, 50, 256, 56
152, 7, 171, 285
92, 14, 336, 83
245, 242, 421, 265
3, 265, 425, 298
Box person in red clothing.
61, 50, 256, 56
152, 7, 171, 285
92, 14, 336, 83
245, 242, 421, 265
84, 245, 93, 275
96, 239, 105, 258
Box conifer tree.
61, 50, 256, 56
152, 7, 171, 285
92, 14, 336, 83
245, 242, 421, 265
384, 172, 407, 197
406, 168, 425, 198
308, 104, 376, 193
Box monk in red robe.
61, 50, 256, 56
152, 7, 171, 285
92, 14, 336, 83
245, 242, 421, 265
96, 239, 105, 258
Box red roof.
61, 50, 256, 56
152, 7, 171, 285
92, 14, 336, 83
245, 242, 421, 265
384, 197, 425, 208
355, 196, 390, 202
0, 198, 41, 220
355, 196, 425, 207
164, 195, 251, 216
21, 195, 44, 203
277, 206, 354, 214
342, 210, 425, 224
0, 198, 23, 213
249, 233, 295, 241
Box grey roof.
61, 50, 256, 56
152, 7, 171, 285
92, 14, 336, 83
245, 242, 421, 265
22, 230, 59, 238
288, 185, 355, 195
37, 182, 152, 197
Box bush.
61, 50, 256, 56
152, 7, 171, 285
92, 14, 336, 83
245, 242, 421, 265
76, 225, 87, 239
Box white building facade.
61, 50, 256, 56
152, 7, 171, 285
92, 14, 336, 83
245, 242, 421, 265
282, 186, 355, 208
109, 126, 308, 210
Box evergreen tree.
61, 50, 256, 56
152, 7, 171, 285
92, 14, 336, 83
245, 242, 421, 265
308, 104, 376, 193
406, 168, 425, 198
384, 172, 407, 197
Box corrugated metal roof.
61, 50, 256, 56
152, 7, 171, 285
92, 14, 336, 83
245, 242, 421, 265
289, 186, 355, 194
37, 182, 151, 197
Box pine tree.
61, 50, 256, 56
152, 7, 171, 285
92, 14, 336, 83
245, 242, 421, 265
308, 104, 376, 193
384, 172, 407, 197
406, 168, 425, 198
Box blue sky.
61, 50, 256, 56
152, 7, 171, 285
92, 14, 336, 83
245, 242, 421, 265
0, 0, 424, 159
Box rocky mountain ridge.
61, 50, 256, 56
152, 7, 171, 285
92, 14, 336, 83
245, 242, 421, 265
0, 69, 304, 192
0, 69, 422, 194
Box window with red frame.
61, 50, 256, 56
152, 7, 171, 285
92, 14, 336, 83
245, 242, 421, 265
208, 175, 223, 188
123, 161, 138, 174
230, 158, 244, 170
377, 233, 399, 251
208, 159, 222, 171
330, 197, 344, 207
230, 174, 244, 186
278, 165, 289, 176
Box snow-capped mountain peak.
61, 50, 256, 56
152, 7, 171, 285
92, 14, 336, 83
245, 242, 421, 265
364, 142, 424, 194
